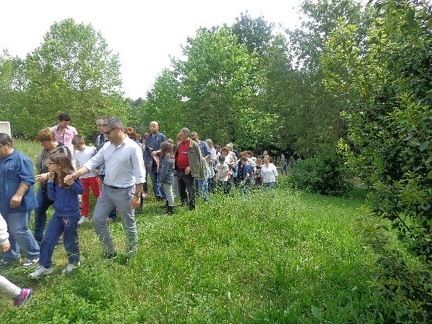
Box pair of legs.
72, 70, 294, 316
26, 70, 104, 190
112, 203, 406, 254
39, 215, 80, 268
92, 185, 138, 256
147, 166, 166, 200
33, 188, 54, 242
2, 211, 39, 263
80, 177, 101, 217
99, 175, 117, 221
195, 178, 209, 202
177, 170, 196, 210
0, 275, 31, 306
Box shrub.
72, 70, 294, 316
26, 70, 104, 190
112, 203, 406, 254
286, 152, 353, 197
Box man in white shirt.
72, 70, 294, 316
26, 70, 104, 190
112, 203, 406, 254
66, 117, 145, 259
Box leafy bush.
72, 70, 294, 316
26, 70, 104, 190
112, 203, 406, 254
286, 153, 353, 197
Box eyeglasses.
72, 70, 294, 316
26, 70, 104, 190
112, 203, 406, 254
47, 162, 58, 166
103, 127, 117, 136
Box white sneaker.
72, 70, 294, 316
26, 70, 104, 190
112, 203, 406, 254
22, 257, 39, 268
29, 265, 53, 278
62, 262, 80, 274
78, 216, 88, 225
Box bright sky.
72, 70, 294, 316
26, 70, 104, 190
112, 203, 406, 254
0, 0, 304, 99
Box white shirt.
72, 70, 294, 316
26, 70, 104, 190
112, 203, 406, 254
260, 163, 278, 183
84, 137, 145, 187
75, 146, 97, 178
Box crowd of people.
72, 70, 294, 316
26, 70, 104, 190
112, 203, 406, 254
0, 112, 289, 307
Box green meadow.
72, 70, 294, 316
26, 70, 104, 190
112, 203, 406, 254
1, 140, 393, 323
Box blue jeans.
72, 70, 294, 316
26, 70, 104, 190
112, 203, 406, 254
33, 188, 54, 242
147, 167, 166, 199
39, 215, 80, 268
2, 211, 40, 262
195, 178, 209, 201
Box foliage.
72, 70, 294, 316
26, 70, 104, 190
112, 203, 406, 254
285, 148, 353, 197
173, 27, 259, 146
1, 19, 128, 139
144, 68, 184, 140
322, 0, 432, 319
357, 216, 432, 322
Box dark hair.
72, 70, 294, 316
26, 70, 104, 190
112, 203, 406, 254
0, 133, 12, 146
58, 112, 71, 122
218, 155, 225, 162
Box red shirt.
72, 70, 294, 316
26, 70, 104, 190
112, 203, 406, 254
176, 140, 190, 169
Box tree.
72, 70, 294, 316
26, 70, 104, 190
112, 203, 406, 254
286, 0, 366, 156
173, 27, 259, 147
144, 68, 183, 139
323, 1, 432, 319
24, 18, 128, 138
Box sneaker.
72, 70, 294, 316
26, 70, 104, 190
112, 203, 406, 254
13, 288, 32, 306
103, 252, 117, 259
0, 258, 21, 267
22, 258, 39, 268
29, 265, 53, 278
62, 262, 80, 274
78, 216, 88, 225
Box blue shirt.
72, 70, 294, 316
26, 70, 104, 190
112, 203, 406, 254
198, 140, 211, 159
143, 132, 166, 167
0, 149, 38, 215
84, 137, 146, 187
242, 164, 254, 184
48, 179, 84, 218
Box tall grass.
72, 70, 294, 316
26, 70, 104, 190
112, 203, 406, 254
1, 140, 392, 322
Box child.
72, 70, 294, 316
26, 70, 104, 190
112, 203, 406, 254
29, 153, 84, 278
72, 135, 101, 224
215, 155, 230, 195
158, 142, 175, 215
254, 158, 263, 187
239, 156, 254, 194
0, 213, 32, 306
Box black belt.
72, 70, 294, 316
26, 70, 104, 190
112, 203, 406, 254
105, 184, 132, 190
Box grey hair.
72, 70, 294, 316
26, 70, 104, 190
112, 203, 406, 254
179, 128, 191, 136
102, 117, 123, 129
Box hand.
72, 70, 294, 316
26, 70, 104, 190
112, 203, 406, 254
0, 241, 11, 253
185, 166, 191, 175
35, 173, 48, 182
131, 195, 141, 209
64, 175, 75, 186
64, 173, 76, 183
9, 194, 23, 208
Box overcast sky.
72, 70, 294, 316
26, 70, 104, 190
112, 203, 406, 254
1, 0, 304, 99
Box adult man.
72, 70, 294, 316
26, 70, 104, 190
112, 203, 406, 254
175, 128, 206, 211
143, 121, 166, 201
0, 134, 40, 268
94, 116, 116, 222
66, 117, 145, 259
190, 132, 211, 201
51, 112, 78, 166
